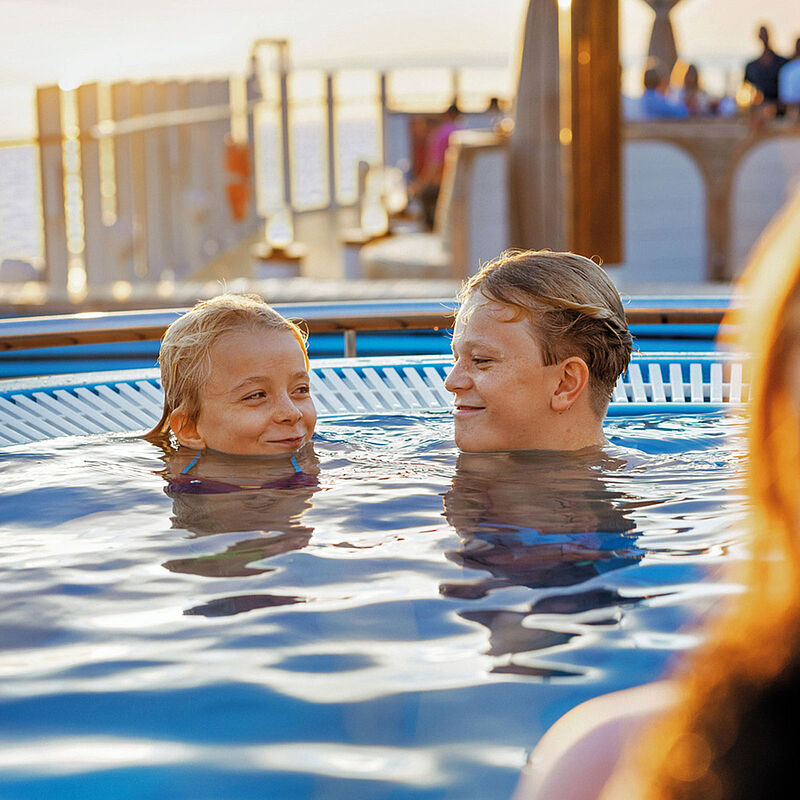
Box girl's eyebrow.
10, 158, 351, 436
230, 371, 310, 392
229, 375, 271, 393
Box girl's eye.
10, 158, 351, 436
294, 385, 311, 395
242, 391, 266, 401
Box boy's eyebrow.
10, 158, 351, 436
451, 338, 503, 355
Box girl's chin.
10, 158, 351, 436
204, 439, 311, 459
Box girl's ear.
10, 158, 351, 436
550, 357, 590, 413
169, 407, 206, 449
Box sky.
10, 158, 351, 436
0, 0, 797, 135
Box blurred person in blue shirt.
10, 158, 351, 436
641, 67, 689, 119
779, 37, 800, 119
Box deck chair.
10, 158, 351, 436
359, 130, 510, 281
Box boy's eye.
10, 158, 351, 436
294, 385, 311, 395
242, 391, 266, 401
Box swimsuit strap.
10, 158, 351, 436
181, 451, 202, 475
167, 452, 316, 495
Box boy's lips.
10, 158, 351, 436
453, 404, 485, 416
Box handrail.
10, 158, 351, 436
0, 299, 733, 355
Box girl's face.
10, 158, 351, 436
178, 327, 316, 456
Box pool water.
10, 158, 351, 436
0, 412, 748, 800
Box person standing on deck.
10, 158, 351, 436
779, 37, 800, 119
410, 103, 462, 230
744, 25, 789, 113
675, 64, 714, 116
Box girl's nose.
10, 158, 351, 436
273, 395, 303, 423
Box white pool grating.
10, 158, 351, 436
0, 356, 748, 447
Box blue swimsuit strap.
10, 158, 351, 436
182, 452, 302, 476
170, 451, 314, 495
181, 451, 202, 475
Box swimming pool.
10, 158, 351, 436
0, 403, 747, 799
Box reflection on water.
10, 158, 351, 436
441, 449, 645, 676
442, 449, 641, 592
0, 413, 748, 800
159, 447, 320, 614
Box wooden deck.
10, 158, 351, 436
0, 200, 735, 318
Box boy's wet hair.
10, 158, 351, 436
457, 249, 632, 415
145, 293, 308, 442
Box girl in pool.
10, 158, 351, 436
146, 293, 317, 488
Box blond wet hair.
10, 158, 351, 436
600, 189, 800, 800
146, 293, 308, 442
458, 249, 632, 415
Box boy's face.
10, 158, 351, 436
186, 327, 316, 456
444, 294, 564, 451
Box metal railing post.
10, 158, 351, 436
379, 72, 389, 166
326, 72, 337, 208
77, 83, 107, 288
36, 86, 69, 294
344, 329, 357, 357
279, 64, 292, 209
140, 81, 173, 279
450, 68, 460, 106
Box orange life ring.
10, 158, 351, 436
226, 182, 250, 222
225, 140, 251, 179
224, 137, 251, 221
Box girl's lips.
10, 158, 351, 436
269, 436, 305, 449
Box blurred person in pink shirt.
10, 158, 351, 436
410, 103, 462, 230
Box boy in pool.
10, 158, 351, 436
445, 249, 632, 451
146, 293, 317, 468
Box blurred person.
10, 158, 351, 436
744, 24, 788, 112
675, 64, 714, 116
641, 67, 689, 119
485, 96, 507, 130
512, 184, 800, 800
778, 37, 800, 119
410, 102, 462, 230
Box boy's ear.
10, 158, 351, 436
550, 357, 590, 413
169, 407, 206, 449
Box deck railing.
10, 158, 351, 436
0, 299, 732, 358
0, 60, 510, 299
3, 56, 797, 296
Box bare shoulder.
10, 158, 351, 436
512, 681, 677, 800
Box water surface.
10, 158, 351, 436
0, 411, 748, 800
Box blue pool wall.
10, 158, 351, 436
0, 325, 722, 380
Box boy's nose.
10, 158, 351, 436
444, 362, 470, 394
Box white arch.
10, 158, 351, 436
731, 138, 800, 277
611, 140, 706, 286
